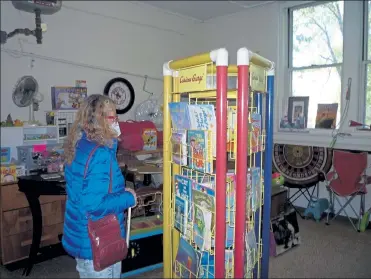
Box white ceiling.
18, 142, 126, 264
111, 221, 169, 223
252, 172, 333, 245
136, 1, 276, 22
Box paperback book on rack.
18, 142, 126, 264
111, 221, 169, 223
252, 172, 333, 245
174, 196, 188, 235
175, 237, 201, 278
171, 130, 187, 165
226, 107, 262, 153
193, 184, 215, 250
249, 113, 262, 153
174, 175, 193, 222
249, 167, 261, 211
169, 102, 217, 157
187, 130, 213, 173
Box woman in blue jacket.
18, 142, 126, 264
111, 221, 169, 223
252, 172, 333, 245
63, 94, 136, 278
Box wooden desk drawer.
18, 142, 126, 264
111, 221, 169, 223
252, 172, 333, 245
2, 200, 65, 237
1, 184, 65, 211
1, 223, 63, 265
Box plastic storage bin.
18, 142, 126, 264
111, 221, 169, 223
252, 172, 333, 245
16, 144, 63, 175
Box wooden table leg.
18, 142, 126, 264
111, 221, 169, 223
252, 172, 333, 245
143, 174, 152, 186
22, 192, 42, 277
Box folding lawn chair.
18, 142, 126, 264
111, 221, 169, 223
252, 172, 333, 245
323, 150, 370, 231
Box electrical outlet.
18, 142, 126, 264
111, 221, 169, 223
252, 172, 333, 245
41, 23, 47, 32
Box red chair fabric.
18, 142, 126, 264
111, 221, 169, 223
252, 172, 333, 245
327, 151, 368, 196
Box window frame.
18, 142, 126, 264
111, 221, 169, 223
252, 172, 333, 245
287, 1, 344, 130
275, 0, 369, 151
362, 0, 371, 124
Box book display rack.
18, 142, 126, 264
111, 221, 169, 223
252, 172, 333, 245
162, 48, 275, 278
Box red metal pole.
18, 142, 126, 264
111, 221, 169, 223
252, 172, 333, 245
215, 65, 228, 279
234, 64, 249, 278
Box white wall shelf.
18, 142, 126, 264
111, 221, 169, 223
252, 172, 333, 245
45, 110, 77, 143
22, 125, 59, 146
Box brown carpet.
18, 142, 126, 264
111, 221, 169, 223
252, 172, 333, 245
1, 217, 370, 278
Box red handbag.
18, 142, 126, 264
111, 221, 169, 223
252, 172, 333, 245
84, 145, 129, 271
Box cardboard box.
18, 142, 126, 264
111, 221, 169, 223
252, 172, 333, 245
1, 164, 17, 184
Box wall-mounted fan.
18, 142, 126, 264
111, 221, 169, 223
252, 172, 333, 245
12, 76, 44, 125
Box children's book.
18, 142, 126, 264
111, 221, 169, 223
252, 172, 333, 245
193, 184, 215, 228
200, 173, 235, 249
193, 186, 215, 250
187, 130, 212, 173
225, 173, 236, 248
175, 237, 200, 278
226, 173, 236, 225
199, 251, 214, 279
187, 104, 217, 157
225, 250, 234, 278
227, 107, 237, 153
182, 168, 215, 185
171, 130, 187, 165
175, 175, 192, 200
0, 164, 17, 184
1, 147, 11, 164
226, 109, 262, 153
174, 175, 193, 221
169, 102, 191, 130
250, 167, 261, 211
245, 229, 258, 275
142, 128, 157, 151
198, 249, 234, 279
249, 113, 262, 153
315, 103, 339, 129
175, 196, 188, 234
193, 204, 212, 251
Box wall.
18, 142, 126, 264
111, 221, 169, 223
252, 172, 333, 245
200, 2, 279, 66
0, 1, 200, 122
199, 2, 371, 218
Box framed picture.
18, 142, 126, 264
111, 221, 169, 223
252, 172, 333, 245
287, 96, 309, 129
51, 87, 88, 110
315, 103, 339, 129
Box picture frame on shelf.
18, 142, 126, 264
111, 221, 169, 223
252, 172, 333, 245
287, 96, 309, 129
51, 87, 88, 110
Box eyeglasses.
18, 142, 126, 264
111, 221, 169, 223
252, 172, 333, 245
106, 116, 119, 123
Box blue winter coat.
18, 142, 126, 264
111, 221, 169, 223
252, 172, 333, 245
62, 133, 135, 259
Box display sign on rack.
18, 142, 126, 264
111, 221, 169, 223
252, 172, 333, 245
177, 65, 207, 93
250, 64, 266, 92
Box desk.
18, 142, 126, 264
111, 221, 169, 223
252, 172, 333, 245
17, 175, 66, 276
117, 148, 163, 187
119, 160, 162, 187
16, 173, 163, 277
136, 165, 163, 186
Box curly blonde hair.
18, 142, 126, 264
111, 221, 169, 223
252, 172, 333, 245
64, 94, 117, 164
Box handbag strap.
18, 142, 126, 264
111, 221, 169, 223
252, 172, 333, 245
84, 145, 113, 193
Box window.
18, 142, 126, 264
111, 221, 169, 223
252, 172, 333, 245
364, 1, 371, 124
289, 1, 344, 129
